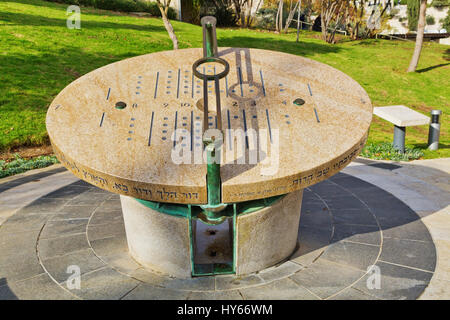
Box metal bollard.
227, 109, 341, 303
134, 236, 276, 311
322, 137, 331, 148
428, 110, 442, 150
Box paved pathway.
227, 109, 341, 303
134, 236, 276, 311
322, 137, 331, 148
0, 158, 448, 300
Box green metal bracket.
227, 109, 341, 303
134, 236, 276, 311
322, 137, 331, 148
135, 193, 285, 277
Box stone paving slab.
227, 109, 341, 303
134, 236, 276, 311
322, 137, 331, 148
290, 226, 331, 267
0, 256, 45, 283
215, 274, 265, 291
38, 233, 89, 259
122, 284, 190, 300
331, 208, 377, 226
239, 277, 319, 300
320, 241, 380, 271
0, 273, 77, 300
352, 261, 433, 300
331, 223, 381, 245
41, 248, 106, 283
329, 287, 381, 300
418, 277, 450, 300
97, 251, 141, 274
0, 159, 447, 299
289, 259, 365, 299
0, 165, 66, 189
67, 267, 139, 300
187, 290, 243, 300
40, 219, 89, 240
0, 170, 78, 225
257, 261, 303, 282
342, 158, 449, 299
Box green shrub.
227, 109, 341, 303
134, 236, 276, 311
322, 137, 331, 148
431, 0, 450, 8
360, 142, 424, 161
198, 0, 237, 27
426, 15, 436, 25
255, 7, 278, 30
0, 154, 59, 179
442, 12, 450, 30
255, 6, 295, 30
45, 0, 176, 19
389, 8, 400, 17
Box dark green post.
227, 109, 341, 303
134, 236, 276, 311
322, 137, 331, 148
198, 16, 226, 222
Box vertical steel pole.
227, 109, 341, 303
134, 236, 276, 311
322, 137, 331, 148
428, 110, 442, 151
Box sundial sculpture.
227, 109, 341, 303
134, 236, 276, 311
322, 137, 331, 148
46, 17, 372, 277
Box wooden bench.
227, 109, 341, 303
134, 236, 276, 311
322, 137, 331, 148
373, 105, 430, 152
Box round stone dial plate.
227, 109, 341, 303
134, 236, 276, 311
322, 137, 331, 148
46, 48, 372, 204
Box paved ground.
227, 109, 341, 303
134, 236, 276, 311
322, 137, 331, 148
0, 158, 448, 300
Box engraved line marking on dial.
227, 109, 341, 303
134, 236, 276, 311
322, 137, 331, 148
307, 83, 320, 123
106, 88, 111, 101
190, 110, 194, 151
242, 109, 249, 149
225, 76, 229, 97
191, 73, 194, 98
237, 66, 244, 97
136, 76, 141, 95
176, 68, 181, 99
173, 111, 178, 148
148, 111, 154, 146
154, 71, 159, 99
99, 112, 105, 127
266, 108, 272, 144
227, 109, 232, 150
128, 117, 135, 141
314, 109, 320, 123
259, 70, 266, 97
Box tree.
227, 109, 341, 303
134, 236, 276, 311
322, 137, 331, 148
365, 0, 392, 38
318, 0, 350, 43
284, 0, 301, 33
349, 0, 366, 40
407, 0, 427, 72
155, 0, 179, 50
232, 0, 263, 27
275, 0, 284, 32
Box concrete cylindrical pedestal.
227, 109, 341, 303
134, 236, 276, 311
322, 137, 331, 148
120, 195, 192, 278
120, 190, 303, 278
235, 189, 303, 275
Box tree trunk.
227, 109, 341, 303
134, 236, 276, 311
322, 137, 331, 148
284, 1, 299, 33
296, 0, 301, 42
407, 0, 426, 72
279, 0, 284, 33
321, 5, 327, 41
157, 2, 179, 50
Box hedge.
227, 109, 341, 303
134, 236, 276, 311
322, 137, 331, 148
45, 0, 177, 19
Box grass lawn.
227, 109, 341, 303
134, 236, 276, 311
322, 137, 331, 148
1, 0, 449, 159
